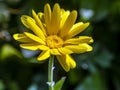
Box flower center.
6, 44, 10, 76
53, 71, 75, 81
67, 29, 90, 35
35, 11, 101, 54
46, 35, 63, 49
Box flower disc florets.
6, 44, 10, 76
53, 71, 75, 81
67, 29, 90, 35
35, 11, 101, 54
46, 35, 63, 49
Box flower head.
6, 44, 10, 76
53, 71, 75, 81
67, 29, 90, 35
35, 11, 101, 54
13, 3, 93, 72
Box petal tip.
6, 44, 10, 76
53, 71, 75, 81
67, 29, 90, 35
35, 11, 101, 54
13, 34, 17, 39
72, 10, 77, 17
45, 3, 50, 8
87, 46, 93, 51
32, 9, 36, 15
37, 50, 50, 61
85, 22, 90, 27
89, 38, 94, 43
54, 3, 60, 8
13, 34, 20, 40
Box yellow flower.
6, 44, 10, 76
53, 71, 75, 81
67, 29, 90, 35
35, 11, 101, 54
13, 3, 93, 72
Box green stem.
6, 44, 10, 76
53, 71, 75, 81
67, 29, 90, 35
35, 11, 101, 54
48, 55, 54, 90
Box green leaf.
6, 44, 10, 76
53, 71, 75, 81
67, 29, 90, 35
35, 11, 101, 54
54, 77, 66, 90
94, 49, 114, 68
0, 44, 22, 60
0, 80, 5, 90
9, 81, 19, 90
75, 71, 107, 90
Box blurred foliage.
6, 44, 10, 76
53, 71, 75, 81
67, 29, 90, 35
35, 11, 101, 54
0, 0, 120, 90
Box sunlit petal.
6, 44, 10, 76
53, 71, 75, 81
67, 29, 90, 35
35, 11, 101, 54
24, 32, 45, 45
21, 15, 35, 29
64, 38, 81, 45
37, 50, 50, 61
20, 43, 41, 50
66, 55, 76, 69
56, 55, 76, 72
58, 47, 73, 54
79, 43, 93, 51
67, 22, 89, 38
60, 11, 70, 29
56, 55, 70, 72
79, 36, 93, 43
50, 49, 61, 55
13, 33, 34, 42
44, 3, 51, 35
38, 45, 49, 50
32, 10, 47, 36
64, 36, 93, 45
89, 38, 94, 44
38, 12, 45, 24
61, 9, 65, 14
21, 15, 45, 40
64, 44, 92, 53
60, 10, 77, 38
20, 43, 49, 51
50, 3, 61, 34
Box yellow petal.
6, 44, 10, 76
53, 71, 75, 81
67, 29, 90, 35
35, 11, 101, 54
32, 10, 47, 36
60, 10, 77, 38
66, 55, 76, 69
67, 22, 89, 38
21, 15, 35, 29
58, 47, 73, 54
38, 45, 49, 50
60, 11, 70, 29
37, 50, 50, 61
50, 49, 61, 55
64, 44, 92, 53
20, 43, 41, 50
21, 15, 45, 40
79, 36, 93, 43
44, 3, 51, 35
89, 38, 94, 43
64, 38, 81, 45
38, 12, 44, 23
56, 55, 70, 72
64, 36, 93, 45
13, 33, 34, 42
51, 3, 61, 34
56, 55, 76, 72
61, 9, 65, 14
24, 32, 45, 45
79, 43, 93, 51
20, 43, 49, 51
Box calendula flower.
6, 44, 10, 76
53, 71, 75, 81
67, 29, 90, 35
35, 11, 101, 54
13, 3, 93, 72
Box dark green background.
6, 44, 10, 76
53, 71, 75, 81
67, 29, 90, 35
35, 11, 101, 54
0, 0, 120, 90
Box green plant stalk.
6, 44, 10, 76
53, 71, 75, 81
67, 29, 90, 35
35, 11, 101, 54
48, 55, 54, 90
